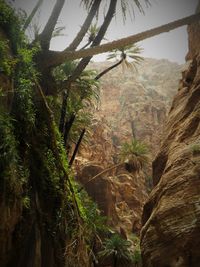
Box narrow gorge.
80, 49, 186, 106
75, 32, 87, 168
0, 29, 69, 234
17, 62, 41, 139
0, 0, 200, 267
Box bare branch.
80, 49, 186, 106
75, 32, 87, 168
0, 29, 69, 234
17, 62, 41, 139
42, 13, 200, 68
38, 0, 65, 50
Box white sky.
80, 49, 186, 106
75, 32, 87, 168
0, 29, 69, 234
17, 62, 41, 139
12, 0, 198, 63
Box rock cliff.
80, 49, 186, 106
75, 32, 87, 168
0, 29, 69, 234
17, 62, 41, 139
76, 58, 182, 235
141, 17, 200, 267
91, 58, 182, 157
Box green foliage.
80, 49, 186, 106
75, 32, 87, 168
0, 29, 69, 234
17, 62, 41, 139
129, 233, 142, 264
119, 0, 151, 22
107, 44, 143, 72
0, 112, 18, 167
0, 40, 17, 75
22, 195, 30, 209
0, 111, 29, 199
81, 0, 151, 21
120, 139, 149, 169
79, 190, 108, 235
0, 0, 24, 53
98, 233, 134, 266
13, 45, 40, 132
191, 143, 200, 154
41, 148, 61, 195
53, 61, 100, 143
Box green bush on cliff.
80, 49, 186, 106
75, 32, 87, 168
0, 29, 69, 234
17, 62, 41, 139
0, 0, 24, 52
120, 139, 149, 169
98, 233, 134, 267
0, 111, 29, 199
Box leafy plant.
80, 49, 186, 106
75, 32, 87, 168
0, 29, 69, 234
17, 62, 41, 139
0, 40, 17, 75
107, 44, 143, 72
120, 139, 149, 170
98, 233, 134, 267
129, 233, 142, 265
0, 0, 24, 53
53, 61, 100, 145
81, 23, 100, 49
191, 143, 200, 154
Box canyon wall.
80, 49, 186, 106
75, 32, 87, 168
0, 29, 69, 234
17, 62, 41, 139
141, 17, 200, 267
76, 58, 182, 235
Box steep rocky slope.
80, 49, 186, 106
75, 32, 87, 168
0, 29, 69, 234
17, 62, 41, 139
141, 17, 200, 267
76, 58, 182, 235
90, 58, 182, 157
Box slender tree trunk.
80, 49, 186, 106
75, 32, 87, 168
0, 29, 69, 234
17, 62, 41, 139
64, 113, 76, 146
95, 59, 124, 80
114, 255, 117, 267
65, 0, 101, 51
59, 90, 69, 134
66, 0, 117, 83
83, 162, 125, 186
42, 12, 200, 68
131, 120, 136, 139
38, 0, 65, 50
23, 0, 44, 31
69, 128, 85, 167
80, 41, 92, 50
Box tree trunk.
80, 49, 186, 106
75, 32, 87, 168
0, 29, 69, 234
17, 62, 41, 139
65, 0, 101, 51
59, 90, 69, 134
42, 12, 200, 68
63, 113, 76, 146
80, 40, 92, 50
69, 128, 85, 167
66, 0, 117, 83
38, 0, 65, 50
95, 59, 124, 80
23, 0, 44, 31
113, 255, 117, 267
82, 162, 125, 186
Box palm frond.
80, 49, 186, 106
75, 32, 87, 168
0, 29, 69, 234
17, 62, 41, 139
98, 234, 134, 263
120, 139, 149, 169
52, 25, 66, 38
119, 0, 151, 22
107, 44, 144, 72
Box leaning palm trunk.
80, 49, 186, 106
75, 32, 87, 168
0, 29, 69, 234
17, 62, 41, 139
43, 12, 200, 68
69, 128, 86, 167
95, 59, 124, 80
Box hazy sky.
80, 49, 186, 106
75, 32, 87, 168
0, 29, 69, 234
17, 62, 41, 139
12, 0, 198, 63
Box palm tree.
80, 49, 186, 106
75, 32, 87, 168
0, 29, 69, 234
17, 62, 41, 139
98, 234, 134, 267
45, 12, 200, 68
95, 44, 143, 80
120, 139, 149, 170
79, 139, 149, 190
81, 23, 100, 50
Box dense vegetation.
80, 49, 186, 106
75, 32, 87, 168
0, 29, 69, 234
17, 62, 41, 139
1, 1, 199, 266
0, 1, 144, 266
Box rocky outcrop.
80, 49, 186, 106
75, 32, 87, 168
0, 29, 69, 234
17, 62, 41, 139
77, 161, 148, 234
76, 58, 182, 236
141, 19, 200, 267
90, 58, 182, 158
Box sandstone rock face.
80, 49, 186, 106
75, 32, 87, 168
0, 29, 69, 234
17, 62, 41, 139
77, 161, 148, 234
141, 21, 200, 267
76, 58, 182, 235
91, 58, 182, 158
